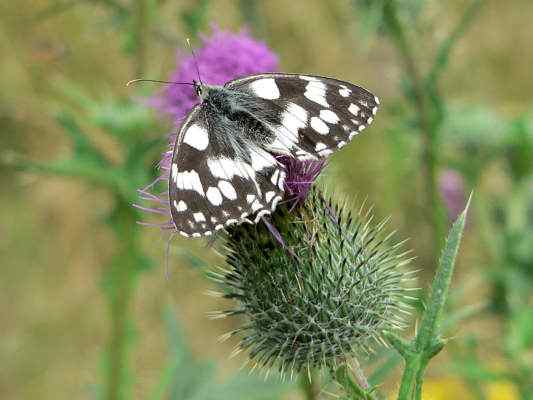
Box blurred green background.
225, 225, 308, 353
1, 1, 532, 399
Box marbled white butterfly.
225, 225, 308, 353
169, 73, 379, 237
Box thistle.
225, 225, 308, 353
209, 188, 415, 377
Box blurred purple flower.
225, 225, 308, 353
150, 27, 279, 120
439, 169, 466, 222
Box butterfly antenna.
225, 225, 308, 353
126, 78, 194, 87
186, 38, 203, 85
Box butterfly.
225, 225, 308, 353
169, 73, 379, 237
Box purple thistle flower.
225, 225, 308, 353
138, 28, 324, 233
150, 26, 279, 120
439, 169, 467, 222
277, 156, 326, 207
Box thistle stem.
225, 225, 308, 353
386, 195, 471, 399
381, 1, 447, 261
335, 365, 377, 400
103, 202, 144, 400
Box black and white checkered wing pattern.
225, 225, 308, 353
225, 73, 380, 159
169, 106, 285, 237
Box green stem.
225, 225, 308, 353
382, 0, 445, 260
388, 195, 471, 399
103, 202, 146, 400
427, 0, 484, 84
105, 261, 137, 400
335, 364, 377, 400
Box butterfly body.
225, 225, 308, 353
169, 73, 379, 237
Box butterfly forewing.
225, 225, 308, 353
225, 73, 379, 159
169, 105, 285, 237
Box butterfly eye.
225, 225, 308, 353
193, 80, 202, 97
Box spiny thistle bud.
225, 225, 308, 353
209, 188, 415, 377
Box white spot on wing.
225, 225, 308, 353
171, 164, 178, 183
249, 78, 280, 100
206, 187, 223, 206
251, 199, 263, 212
268, 103, 308, 154
265, 191, 276, 203
271, 195, 282, 210
246, 194, 256, 204
183, 124, 209, 151
270, 169, 280, 185
278, 171, 286, 190
319, 109, 339, 124
250, 148, 276, 171
176, 170, 204, 195
349, 103, 360, 116
339, 85, 351, 97
218, 180, 237, 200
173, 200, 187, 212
281, 103, 308, 136
193, 212, 206, 223
304, 81, 329, 107
338, 141, 347, 148
207, 158, 254, 181
315, 142, 333, 156
299, 75, 320, 82
315, 142, 327, 152
311, 117, 329, 135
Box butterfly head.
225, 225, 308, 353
193, 80, 209, 101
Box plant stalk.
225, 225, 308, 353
103, 202, 145, 400
387, 194, 471, 399
382, 0, 445, 261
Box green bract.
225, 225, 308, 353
210, 188, 415, 376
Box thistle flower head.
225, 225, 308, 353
210, 188, 414, 376
277, 156, 326, 206
150, 27, 279, 120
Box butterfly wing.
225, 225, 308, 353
225, 73, 379, 159
169, 105, 285, 237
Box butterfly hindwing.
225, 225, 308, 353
169, 105, 285, 237
225, 73, 379, 159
